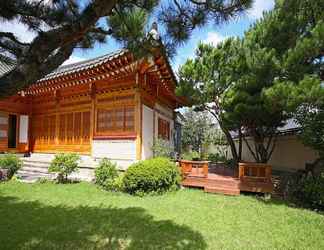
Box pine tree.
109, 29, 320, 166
0, 0, 252, 98
178, 0, 324, 164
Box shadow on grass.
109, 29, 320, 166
0, 196, 206, 250
241, 191, 324, 215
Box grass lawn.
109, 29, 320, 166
1, 181, 324, 250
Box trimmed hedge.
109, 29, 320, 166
123, 157, 181, 195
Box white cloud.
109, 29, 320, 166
171, 31, 227, 71
62, 55, 86, 65
0, 19, 36, 43
248, 0, 275, 19
205, 32, 227, 46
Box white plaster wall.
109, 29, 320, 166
92, 140, 137, 170
142, 105, 154, 159
154, 103, 175, 147
19, 115, 29, 143
239, 135, 319, 172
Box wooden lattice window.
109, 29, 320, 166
125, 107, 135, 131
97, 109, 113, 133
96, 106, 134, 134
158, 118, 170, 140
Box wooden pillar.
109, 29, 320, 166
135, 72, 142, 160
89, 83, 96, 152
54, 90, 60, 145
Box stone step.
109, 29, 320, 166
204, 186, 240, 196
21, 158, 97, 169
17, 170, 53, 177
16, 171, 55, 183
19, 166, 50, 174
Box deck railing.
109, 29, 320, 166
179, 160, 209, 178
238, 162, 272, 183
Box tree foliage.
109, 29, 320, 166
181, 109, 220, 157
293, 77, 324, 157
177, 39, 244, 164
0, 0, 252, 98
178, 0, 324, 163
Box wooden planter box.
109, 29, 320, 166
179, 160, 209, 178
239, 162, 272, 182
238, 162, 273, 193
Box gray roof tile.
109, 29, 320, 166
0, 49, 128, 81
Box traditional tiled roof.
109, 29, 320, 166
0, 55, 16, 77
40, 49, 128, 81
0, 49, 128, 81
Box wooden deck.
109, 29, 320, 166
180, 161, 273, 196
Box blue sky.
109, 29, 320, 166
69, 0, 275, 71
1, 0, 275, 72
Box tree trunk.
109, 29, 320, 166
244, 130, 277, 164
0, 0, 118, 98
219, 122, 240, 166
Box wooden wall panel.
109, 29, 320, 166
31, 93, 92, 154
31, 110, 91, 154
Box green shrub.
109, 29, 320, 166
288, 173, 324, 210
152, 138, 174, 158
111, 174, 125, 192
0, 154, 22, 179
48, 153, 80, 183
207, 153, 227, 163
182, 151, 200, 161
301, 175, 324, 209
123, 157, 181, 195
95, 158, 119, 191
283, 165, 324, 211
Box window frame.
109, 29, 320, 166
158, 117, 170, 141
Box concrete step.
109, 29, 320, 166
204, 186, 240, 196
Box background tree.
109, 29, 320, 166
293, 77, 324, 158
178, 0, 324, 164
0, 0, 252, 98
177, 39, 245, 164
221, 39, 284, 163
181, 109, 217, 157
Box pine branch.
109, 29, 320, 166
0, 0, 118, 98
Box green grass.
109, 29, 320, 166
1, 181, 324, 250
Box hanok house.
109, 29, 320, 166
0, 49, 185, 180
